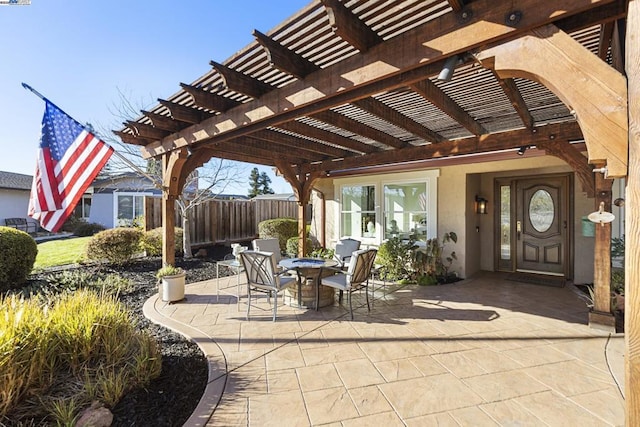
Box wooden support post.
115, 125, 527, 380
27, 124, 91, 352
626, 1, 640, 424
162, 153, 176, 267
298, 202, 307, 258
589, 171, 615, 331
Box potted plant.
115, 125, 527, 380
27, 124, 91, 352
156, 265, 186, 302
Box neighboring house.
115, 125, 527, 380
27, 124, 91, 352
88, 173, 161, 228
252, 193, 296, 201
311, 150, 626, 285
0, 171, 39, 231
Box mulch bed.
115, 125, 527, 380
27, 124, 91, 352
17, 252, 232, 426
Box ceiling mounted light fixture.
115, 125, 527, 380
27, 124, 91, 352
517, 146, 528, 156
437, 55, 460, 82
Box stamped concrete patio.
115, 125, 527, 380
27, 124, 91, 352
144, 271, 625, 426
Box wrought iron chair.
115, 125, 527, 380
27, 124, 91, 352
333, 238, 361, 269
321, 248, 378, 320
240, 250, 296, 322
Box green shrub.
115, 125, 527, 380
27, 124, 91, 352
60, 215, 85, 233
286, 236, 313, 258
85, 228, 143, 265
141, 227, 184, 257
376, 236, 414, 281
0, 226, 38, 292
0, 290, 161, 422
73, 221, 105, 237
258, 218, 298, 253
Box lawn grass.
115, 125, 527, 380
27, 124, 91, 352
35, 236, 90, 269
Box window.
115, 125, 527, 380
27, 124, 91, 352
73, 195, 92, 219
341, 185, 376, 239
116, 194, 145, 227
383, 182, 428, 241
335, 170, 438, 245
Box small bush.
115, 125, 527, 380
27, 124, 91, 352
73, 222, 106, 237
141, 227, 184, 257
376, 236, 414, 281
59, 215, 85, 233
0, 290, 161, 422
286, 236, 313, 258
86, 228, 143, 265
258, 218, 297, 253
15, 269, 132, 299
0, 226, 38, 292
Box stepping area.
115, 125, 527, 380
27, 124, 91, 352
143, 271, 625, 426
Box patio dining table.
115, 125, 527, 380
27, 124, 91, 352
278, 258, 338, 309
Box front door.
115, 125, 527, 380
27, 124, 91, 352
496, 174, 571, 276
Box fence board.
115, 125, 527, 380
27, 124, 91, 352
145, 197, 298, 247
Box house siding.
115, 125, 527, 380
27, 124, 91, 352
89, 193, 115, 228
0, 189, 39, 230
315, 154, 608, 284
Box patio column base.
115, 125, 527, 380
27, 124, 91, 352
588, 310, 616, 332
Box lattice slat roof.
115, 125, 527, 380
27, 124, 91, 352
118, 0, 626, 178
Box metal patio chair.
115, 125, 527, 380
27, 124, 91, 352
240, 250, 296, 322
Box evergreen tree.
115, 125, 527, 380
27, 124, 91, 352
248, 168, 275, 197
248, 167, 261, 198
258, 171, 274, 195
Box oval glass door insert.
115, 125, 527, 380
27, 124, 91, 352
529, 189, 554, 232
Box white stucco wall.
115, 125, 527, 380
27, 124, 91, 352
0, 189, 39, 230
315, 153, 601, 283
89, 193, 115, 228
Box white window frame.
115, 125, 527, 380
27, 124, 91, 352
339, 182, 378, 244
334, 170, 439, 246
113, 192, 152, 227
74, 194, 92, 220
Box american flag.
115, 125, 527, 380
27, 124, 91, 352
28, 101, 113, 232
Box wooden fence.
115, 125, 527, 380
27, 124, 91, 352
145, 197, 298, 247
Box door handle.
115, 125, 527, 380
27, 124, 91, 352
516, 221, 522, 240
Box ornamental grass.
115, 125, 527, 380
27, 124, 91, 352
0, 290, 161, 424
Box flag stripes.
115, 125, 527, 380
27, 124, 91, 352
28, 101, 113, 232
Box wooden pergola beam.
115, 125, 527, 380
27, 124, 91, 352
448, 0, 466, 11
625, 1, 639, 424
276, 120, 380, 154
320, 0, 382, 52
493, 76, 535, 130
411, 79, 486, 136
210, 60, 273, 99
143, 0, 612, 157
125, 121, 170, 140
536, 140, 595, 197
112, 130, 150, 146
251, 129, 351, 158
253, 29, 319, 79
303, 121, 583, 173
598, 21, 615, 61
476, 24, 627, 177
353, 98, 445, 143
157, 99, 213, 124
180, 83, 241, 112
142, 111, 190, 133
311, 110, 409, 149
241, 136, 325, 162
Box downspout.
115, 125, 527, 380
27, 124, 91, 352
312, 187, 326, 248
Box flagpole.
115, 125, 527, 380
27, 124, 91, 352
22, 82, 163, 189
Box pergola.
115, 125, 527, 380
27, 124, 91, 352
117, 0, 639, 422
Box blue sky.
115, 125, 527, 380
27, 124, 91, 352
0, 0, 310, 193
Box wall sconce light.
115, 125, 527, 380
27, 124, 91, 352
475, 195, 488, 214
437, 55, 460, 82
517, 146, 528, 156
